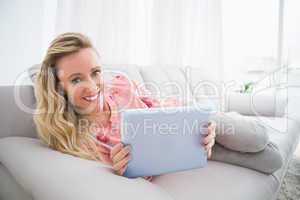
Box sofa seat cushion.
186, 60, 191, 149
0, 137, 173, 200
152, 161, 279, 200
152, 117, 300, 200
0, 117, 298, 200
260, 117, 300, 181
0, 136, 287, 200
258, 117, 300, 164
0, 164, 32, 200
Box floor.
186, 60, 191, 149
277, 140, 300, 200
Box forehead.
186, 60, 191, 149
56, 48, 100, 78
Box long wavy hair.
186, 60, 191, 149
33, 32, 102, 161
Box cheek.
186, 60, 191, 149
67, 86, 85, 107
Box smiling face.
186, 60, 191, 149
56, 48, 105, 115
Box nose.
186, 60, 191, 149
84, 78, 100, 94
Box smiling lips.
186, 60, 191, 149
82, 93, 99, 102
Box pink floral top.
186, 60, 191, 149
96, 74, 184, 143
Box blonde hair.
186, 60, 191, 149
33, 32, 102, 161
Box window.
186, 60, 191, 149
222, 0, 280, 82
285, 0, 300, 68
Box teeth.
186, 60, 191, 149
83, 94, 98, 101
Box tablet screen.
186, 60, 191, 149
120, 106, 210, 178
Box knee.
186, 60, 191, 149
213, 112, 269, 153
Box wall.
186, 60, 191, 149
0, 0, 46, 85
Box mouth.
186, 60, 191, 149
82, 92, 100, 102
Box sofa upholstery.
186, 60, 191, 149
0, 65, 299, 200
0, 164, 33, 200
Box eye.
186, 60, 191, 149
71, 77, 81, 84
92, 69, 101, 77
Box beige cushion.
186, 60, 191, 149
0, 137, 280, 200
1, 115, 299, 200
0, 137, 173, 200
225, 89, 287, 117
0, 164, 32, 200
102, 64, 145, 85
153, 161, 279, 200
138, 65, 194, 104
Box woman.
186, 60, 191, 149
33, 32, 216, 180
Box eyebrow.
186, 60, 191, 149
68, 66, 101, 79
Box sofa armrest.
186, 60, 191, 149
0, 137, 173, 200
225, 88, 287, 117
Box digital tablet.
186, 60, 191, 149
120, 106, 211, 178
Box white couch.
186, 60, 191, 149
0, 65, 299, 200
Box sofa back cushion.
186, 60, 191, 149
0, 85, 37, 138
102, 64, 145, 85
138, 65, 195, 104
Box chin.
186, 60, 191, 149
72, 102, 98, 115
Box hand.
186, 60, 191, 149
110, 143, 131, 176
95, 142, 112, 165
143, 176, 153, 182
202, 121, 216, 159
96, 133, 131, 175
95, 133, 118, 165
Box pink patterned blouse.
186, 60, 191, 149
96, 74, 184, 143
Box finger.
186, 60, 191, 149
211, 128, 216, 138
201, 121, 215, 136
113, 155, 131, 173
110, 143, 123, 159
208, 120, 216, 127
206, 125, 216, 140
99, 152, 113, 165
202, 132, 215, 145
207, 121, 216, 131
144, 176, 153, 181
112, 145, 131, 164
96, 143, 110, 154
207, 149, 212, 159
207, 124, 216, 134
205, 139, 215, 151
118, 164, 128, 176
